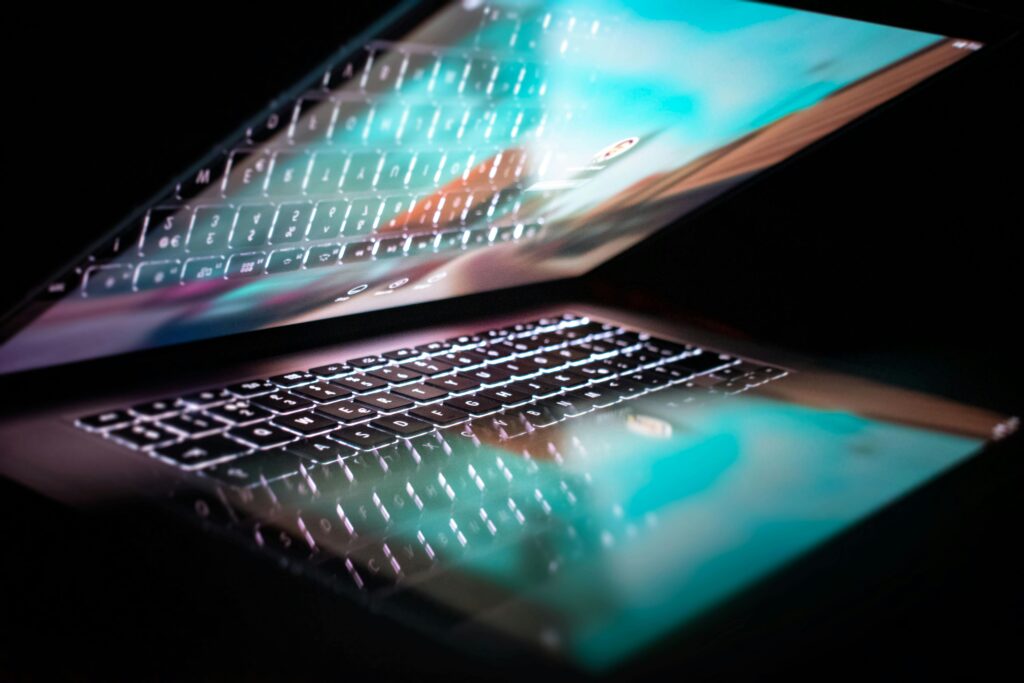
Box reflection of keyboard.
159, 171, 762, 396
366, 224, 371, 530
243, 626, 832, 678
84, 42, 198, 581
76, 313, 787, 593
54, 6, 611, 299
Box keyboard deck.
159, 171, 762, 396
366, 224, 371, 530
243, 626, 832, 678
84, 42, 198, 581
75, 313, 788, 596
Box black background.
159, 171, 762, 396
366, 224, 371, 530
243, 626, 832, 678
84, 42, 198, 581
3, 1, 1022, 679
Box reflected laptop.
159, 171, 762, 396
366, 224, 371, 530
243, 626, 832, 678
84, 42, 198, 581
0, 0, 1017, 674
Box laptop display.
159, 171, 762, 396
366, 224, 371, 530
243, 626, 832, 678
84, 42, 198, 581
0, 0, 978, 373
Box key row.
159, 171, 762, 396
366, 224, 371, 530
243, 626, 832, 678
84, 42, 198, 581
81, 223, 540, 297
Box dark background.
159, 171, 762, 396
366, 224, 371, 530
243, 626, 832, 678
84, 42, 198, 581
3, 1, 1022, 679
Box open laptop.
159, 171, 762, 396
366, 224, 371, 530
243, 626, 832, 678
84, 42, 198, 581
0, 0, 1018, 675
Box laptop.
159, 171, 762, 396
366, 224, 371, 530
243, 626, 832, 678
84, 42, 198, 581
1, 0, 1018, 675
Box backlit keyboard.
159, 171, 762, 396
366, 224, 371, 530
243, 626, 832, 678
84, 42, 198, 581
77, 314, 787, 479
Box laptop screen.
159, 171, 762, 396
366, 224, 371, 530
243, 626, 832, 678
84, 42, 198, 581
0, 0, 978, 373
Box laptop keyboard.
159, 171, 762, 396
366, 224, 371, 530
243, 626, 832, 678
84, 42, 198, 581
75, 312, 789, 595
77, 313, 787, 475
47, 7, 607, 299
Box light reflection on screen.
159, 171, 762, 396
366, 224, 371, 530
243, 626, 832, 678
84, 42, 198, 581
0, 0, 974, 373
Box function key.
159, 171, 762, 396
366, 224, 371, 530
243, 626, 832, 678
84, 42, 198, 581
347, 355, 388, 370
77, 410, 133, 431
381, 347, 420, 361
269, 371, 316, 388
414, 340, 452, 355
445, 334, 483, 349
227, 380, 276, 397
308, 363, 353, 379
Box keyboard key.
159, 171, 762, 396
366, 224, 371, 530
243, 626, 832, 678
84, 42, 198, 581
133, 260, 182, 290
206, 401, 272, 425
181, 388, 232, 407
77, 409, 133, 431
251, 392, 314, 414
352, 392, 415, 414
370, 415, 433, 438
159, 413, 225, 437
330, 425, 396, 450
463, 366, 513, 385
155, 434, 248, 469
268, 371, 316, 388
84, 265, 133, 296
272, 411, 338, 436
434, 351, 482, 368
229, 423, 296, 449
401, 359, 454, 376
187, 207, 234, 253
231, 205, 274, 249
181, 256, 226, 283
519, 403, 560, 428
340, 240, 375, 262
347, 355, 388, 370
668, 351, 733, 374
289, 437, 356, 463
408, 404, 468, 427
506, 378, 561, 398
108, 423, 179, 449
381, 347, 419, 361
544, 370, 588, 390
176, 155, 228, 200
225, 252, 266, 278
425, 374, 480, 394
317, 401, 377, 424
130, 398, 179, 419
304, 243, 342, 268
205, 448, 305, 485
628, 371, 672, 388
266, 248, 306, 273
367, 366, 423, 384
333, 373, 389, 394
414, 340, 451, 355
479, 386, 531, 406
605, 377, 647, 399
227, 379, 276, 397
308, 363, 353, 379
391, 383, 448, 402
444, 395, 501, 416
270, 203, 314, 244
290, 381, 352, 403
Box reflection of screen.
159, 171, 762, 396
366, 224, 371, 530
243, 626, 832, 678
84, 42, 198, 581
0, 0, 976, 373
